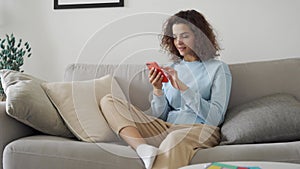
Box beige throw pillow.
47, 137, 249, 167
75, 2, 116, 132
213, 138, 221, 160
41, 75, 125, 142
0, 69, 73, 137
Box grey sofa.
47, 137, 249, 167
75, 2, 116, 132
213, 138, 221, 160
1, 58, 300, 169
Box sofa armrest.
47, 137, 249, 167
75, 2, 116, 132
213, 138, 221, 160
0, 101, 36, 169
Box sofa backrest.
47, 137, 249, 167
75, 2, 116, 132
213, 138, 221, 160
227, 57, 300, 108
64, 57, 300, 111
64, 64, 153, 111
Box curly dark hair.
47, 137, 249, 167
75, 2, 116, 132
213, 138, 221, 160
161, 9, 221, 62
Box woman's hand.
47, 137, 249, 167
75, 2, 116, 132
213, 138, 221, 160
149, 67, 164, 96
163, 67, 188, 92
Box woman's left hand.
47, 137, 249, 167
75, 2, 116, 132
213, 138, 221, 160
163, 67, 188, 91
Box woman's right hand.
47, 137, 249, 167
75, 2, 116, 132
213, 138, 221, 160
149, 68, 164, 96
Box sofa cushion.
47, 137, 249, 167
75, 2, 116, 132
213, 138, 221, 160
0, 69, 73, 137
3, 135, 300, 169
3, 136, 143, 169
41, 75, 125, 142
221, 93, 300, 145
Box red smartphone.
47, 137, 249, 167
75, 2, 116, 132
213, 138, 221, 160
146, 62, 169, 83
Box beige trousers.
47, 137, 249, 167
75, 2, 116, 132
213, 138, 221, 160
100, 94, 220, 169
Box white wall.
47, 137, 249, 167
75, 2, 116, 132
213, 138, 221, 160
0, 0, 299, 81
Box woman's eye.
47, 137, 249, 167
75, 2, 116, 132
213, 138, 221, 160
182, 35, 189, 38
172, 34, 189, 40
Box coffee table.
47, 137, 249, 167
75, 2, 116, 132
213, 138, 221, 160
179, 161, 300, 169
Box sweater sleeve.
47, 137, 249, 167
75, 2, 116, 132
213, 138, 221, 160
181, 63, 232, 126
150, 93, 171, 121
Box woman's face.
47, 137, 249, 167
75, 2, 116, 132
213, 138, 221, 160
172, 23, 196, 59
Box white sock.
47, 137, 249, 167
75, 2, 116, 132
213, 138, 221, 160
136, 144, 158, 169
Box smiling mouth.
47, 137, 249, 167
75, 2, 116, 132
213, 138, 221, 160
177, 47, 186, 51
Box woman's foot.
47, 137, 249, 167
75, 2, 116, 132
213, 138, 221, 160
136, 144, 158, 169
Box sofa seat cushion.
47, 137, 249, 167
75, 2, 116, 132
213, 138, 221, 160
3, 136, 300, 169
191, 141, 300, 164
3, 136, 143, 169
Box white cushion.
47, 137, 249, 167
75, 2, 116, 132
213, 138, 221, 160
42, 75, 125, 142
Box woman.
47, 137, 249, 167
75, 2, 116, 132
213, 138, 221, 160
101, 9, 232, 169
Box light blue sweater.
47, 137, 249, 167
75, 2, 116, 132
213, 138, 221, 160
150, 59, 232, 126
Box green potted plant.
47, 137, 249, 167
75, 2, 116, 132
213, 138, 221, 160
0, 33, 32, 100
